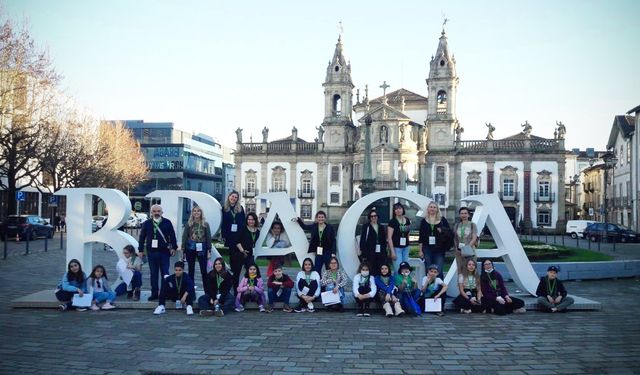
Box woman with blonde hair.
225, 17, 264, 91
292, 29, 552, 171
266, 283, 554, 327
418, 201, 453, 279
180, 205, 212, 290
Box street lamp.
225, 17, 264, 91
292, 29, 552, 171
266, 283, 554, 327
601, 151, 618, 242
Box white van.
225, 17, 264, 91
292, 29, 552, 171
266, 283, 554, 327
566, 220, 595, 239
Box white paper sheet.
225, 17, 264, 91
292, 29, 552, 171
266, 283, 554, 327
321, 291, 341, 305
117, 259, 134, 285
72, 293, 93, 307
424, 298, 442, 312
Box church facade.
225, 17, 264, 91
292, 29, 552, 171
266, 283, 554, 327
234, 30, 566, 232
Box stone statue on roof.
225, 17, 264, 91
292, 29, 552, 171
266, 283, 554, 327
521, 121, 532, 138
455, 124, 464, 141
556, 121, 566, 139
235, 127, 243, 143
316, 125, 325, 143
485, 122, 495, 140
262, 126, 269, 143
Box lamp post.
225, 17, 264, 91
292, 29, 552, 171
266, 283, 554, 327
602, 151, 618, 242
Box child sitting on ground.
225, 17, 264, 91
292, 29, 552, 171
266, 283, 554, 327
153, 261, 195, 315
87, 265, 116, 310
266, 264, 295, 313
536, 265, 574, 312
235, 263, 266, 312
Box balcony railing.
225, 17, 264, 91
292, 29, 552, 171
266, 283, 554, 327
498, 191, 519, 202
242, 188, 259, 198
268, 188, 288, 193
534, 192, 556, 203
297, 189, 315, 199
374, 180, 399, 190
464, 190, 485, 196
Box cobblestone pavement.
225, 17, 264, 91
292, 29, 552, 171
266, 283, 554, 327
1, 247, 639, 375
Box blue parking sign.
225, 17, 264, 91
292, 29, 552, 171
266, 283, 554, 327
16, 191, 25, 201
49, 195, 58, 204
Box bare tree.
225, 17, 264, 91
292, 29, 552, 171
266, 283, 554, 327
0, 17, 60, 216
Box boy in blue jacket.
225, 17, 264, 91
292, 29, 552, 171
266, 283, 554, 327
154, 261, 195, 316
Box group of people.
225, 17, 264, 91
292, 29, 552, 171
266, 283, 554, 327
54, 191, 575, 315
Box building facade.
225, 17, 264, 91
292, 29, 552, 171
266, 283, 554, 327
120, 120, 224, 211
606, 113, 637, 229
234, 30, 567, 232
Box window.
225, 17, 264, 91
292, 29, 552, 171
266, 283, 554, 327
246, 178, 256, 193
246, 203, 256, 213
332, 94, 342, 116
330, 193, 340, 204
301, 205, 312, 219
468, 180, 479, 196
620, 146, 624, 166
353, 163, 361, 180
435, 166, 446, 185
271, 166, 286, 192
331, 166, 340, 183
436, 90, 447, 114
379, 125, 389, 144
627, 141, 632, 164
377, 161, 391, 178
537, 211, 551, 226
503, 179, 515, 197
302, 178, 312, 194
538, 181, 550, 197
434, 193, 446, 206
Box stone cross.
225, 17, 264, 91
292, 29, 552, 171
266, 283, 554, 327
379, 81, 390, 97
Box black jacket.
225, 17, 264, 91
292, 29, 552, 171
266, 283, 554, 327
359, 223, 388, 260
204, 271, 233, 303
297, 218, 336, 255
536, 276, 568, 298
418, 217, 453, 252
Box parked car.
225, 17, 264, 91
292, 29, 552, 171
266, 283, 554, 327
125, 215, 140, 228
565, 220, 595, 239
92, 215, 107, 231
0, 215, 54, 240
134, 213, 148, 225
583, 222, 638, 243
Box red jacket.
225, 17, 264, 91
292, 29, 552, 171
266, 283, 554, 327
267, 273, 294, 289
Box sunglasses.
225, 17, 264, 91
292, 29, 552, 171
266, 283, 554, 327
369, 214, 377, 218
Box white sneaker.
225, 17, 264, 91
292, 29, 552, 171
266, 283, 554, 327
153, 305, 166, 315
235, 306, 245, 312
259, 305, 266, 312
101, 302, 115, 310
90, 303, 100, 311
307, 302, 314, 311
514, 307, 526, 314
186, 305, 194, 315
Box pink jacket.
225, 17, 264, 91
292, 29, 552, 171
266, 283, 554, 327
237, 276, 264, 295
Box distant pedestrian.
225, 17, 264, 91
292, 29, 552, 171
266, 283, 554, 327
87, 265, 116, 311
138, 204, 177, 301
536, 266, 574, 312
55, 259, 88, 312
60, 215, 66, 232
54, 215, 61, 232
480, 259, 526, 315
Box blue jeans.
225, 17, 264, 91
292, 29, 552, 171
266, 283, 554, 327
422, 246, 445, 279
114, 271, 143, 296
93, 291, 116, 303
322, 283, 345, 304
268, 287, 292, 305
198, 293, 234, 313
393, 246, 410, 274
147, 251, 170, 296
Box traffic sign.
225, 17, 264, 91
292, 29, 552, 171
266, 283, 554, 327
588, 207, 594, 216
16, 191, 25, 201
49, 195, 59, 207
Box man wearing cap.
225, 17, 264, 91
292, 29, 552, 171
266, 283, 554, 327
536, 266, 574, 312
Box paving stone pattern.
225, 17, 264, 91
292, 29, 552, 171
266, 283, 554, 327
1, 247, 639, 374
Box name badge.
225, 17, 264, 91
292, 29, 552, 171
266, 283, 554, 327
276, 288, 283, 297
196, 243, 203, 252
375, 244, 381, 253
231, 224, 238, 232
317, 246, 323, 256
216, 293, 221, 300
429, 236, 436, 245
399, 237, 407, 246
151, 239, 159, 248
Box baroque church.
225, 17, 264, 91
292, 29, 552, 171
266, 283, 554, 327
234, 28, 567, 232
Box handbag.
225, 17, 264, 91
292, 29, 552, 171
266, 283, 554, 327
461, 245, 475, 257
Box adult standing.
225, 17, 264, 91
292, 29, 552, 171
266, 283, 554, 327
418, 202, 453, 280
296, 211, 336, 274
387, 203, 412, 273
180, 206, 212, 290
221, 191, 245, 266
232, 212, 260, 289
138, 204, 177, 301
359, 209, 388, 276
453, 207, 478, 274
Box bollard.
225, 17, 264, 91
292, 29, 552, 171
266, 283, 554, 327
613, 240, 616, 252
44, 236, 48, 252
3, 237, 7, 260
25, 232, 30, 255
60, 229, 63, 249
